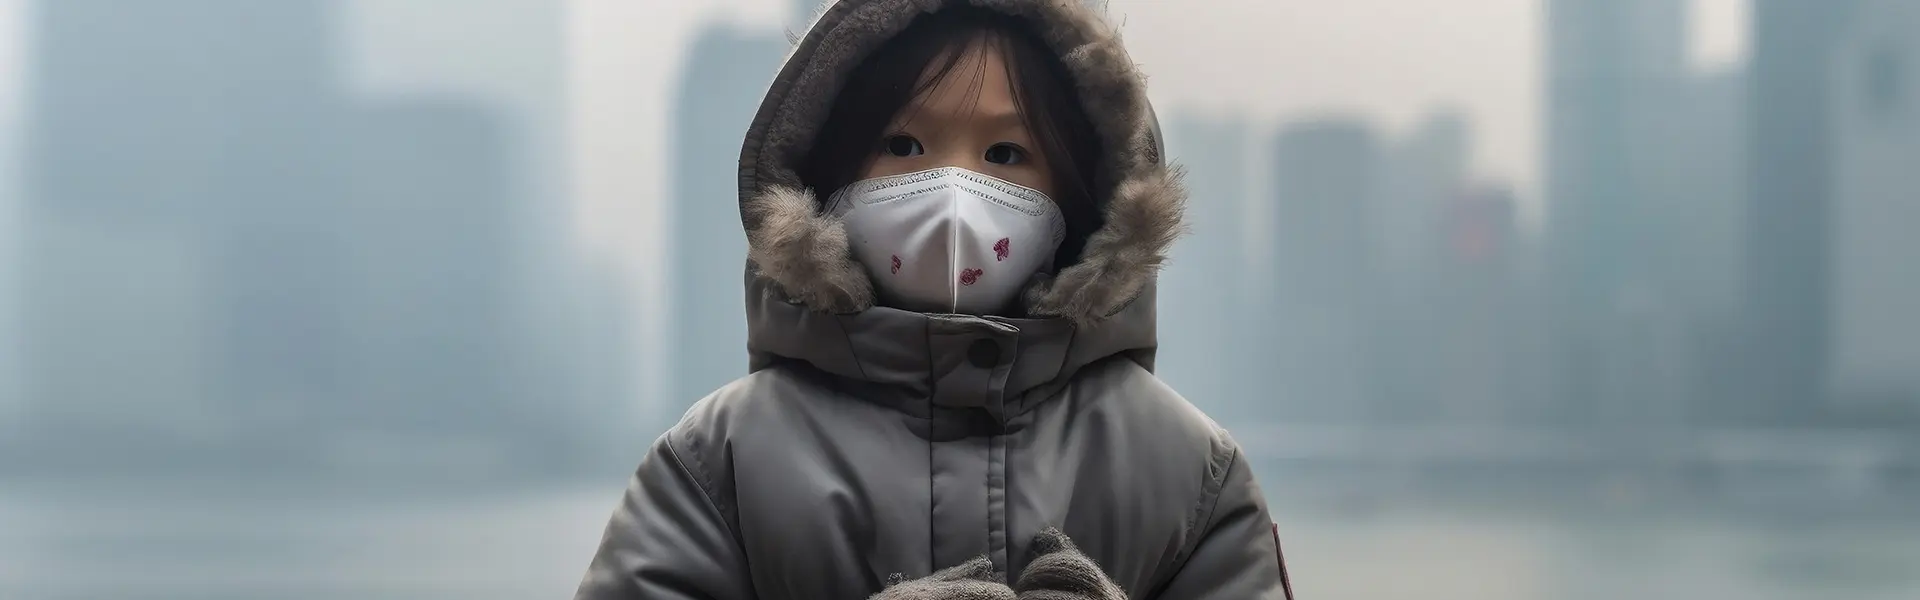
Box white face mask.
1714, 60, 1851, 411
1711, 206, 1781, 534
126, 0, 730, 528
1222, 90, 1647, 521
827, 167, 1067, 315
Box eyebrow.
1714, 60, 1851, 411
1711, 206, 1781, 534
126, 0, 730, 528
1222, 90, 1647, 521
977, 108, 1026, 129
897, 103, 1028, 134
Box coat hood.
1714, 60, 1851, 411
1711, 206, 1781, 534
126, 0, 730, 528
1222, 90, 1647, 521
734, 0, 1186, 416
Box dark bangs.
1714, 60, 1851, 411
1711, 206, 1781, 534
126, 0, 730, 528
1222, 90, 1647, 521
797, 5, 1104, 268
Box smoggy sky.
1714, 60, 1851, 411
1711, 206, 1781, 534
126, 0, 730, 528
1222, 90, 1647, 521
0, 0, 1748, 238
567, 0, 1744, 243
568, 0, 1545, 248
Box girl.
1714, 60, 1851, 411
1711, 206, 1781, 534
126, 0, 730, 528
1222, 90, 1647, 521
576, 2, 1291, 599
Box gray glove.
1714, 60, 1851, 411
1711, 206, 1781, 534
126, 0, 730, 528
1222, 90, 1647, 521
870, 556, 1018, 600
1012, 529, 1127, 600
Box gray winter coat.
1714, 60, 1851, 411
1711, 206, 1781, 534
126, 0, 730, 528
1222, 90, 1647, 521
574, 1, 1291, 599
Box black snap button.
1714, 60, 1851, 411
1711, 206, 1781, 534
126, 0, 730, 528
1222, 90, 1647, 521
967, 339, 1001, 369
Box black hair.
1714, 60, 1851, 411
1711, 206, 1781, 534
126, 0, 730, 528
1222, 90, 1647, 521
797, 5, 1104, 267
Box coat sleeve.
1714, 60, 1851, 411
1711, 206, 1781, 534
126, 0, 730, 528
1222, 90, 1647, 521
573, 433, 755, 600
1150, 447, 1293, 600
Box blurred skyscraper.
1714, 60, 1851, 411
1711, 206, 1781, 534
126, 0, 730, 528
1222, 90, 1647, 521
1654, 66, 1752, 426
1266, 118, 1381, 423
1431, 184, 1526, 423
667, 10, 791, 421
0, 21, 18, 434
23, 0, 345, 456
333, 101, 532, 452
1544, 0, 1698, 426
1373, 113, 1469, 292
1654, 69, 1748, 330
347, 0, 632, 469
1261, 109, 1536, 426
569, 254, 642, 461
19, 0, 598, 474
1157, 113, 1253, 419
1828, 0, 1920, 421
1746, 0, 1866, 425
1368, 112, 1473, 423
341, 0, 599, 452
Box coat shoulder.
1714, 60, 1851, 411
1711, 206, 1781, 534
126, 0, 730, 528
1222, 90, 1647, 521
1040, 357, 1246, 521
1062, 358, 1247, 524
661, 365, 840, 516
1017, 358, 1252, 591
673, 364, 825, 434
1062, 358, 1241, 462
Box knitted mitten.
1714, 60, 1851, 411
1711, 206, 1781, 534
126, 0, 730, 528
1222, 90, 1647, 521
871, 556, 1019, 600
1012, 529, 1126, 600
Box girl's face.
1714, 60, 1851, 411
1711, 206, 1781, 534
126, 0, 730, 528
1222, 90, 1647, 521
858, 38, 1058, 198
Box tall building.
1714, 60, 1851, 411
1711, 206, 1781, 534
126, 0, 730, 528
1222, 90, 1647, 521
0, 5, 22, 434
1374, 112, 1470, 289
340, 0, 607, 465
0, 199, 13, 436
1368, 111, 1472, 423
1543, 0, 1694, 426
1746, 0, 1867, 424
668, 16, 790, 419
1656, 70, 1748, 324
1503, 222, 1556, 426
1156, 112, 1253, 419
333, 101, 527, 441
22, 0, 346, 450
568, 253, 642, 467
1655, 67, 1751, 426
1266, 118, 1382, 423
21, 0, 578, 472
1827, 0, 1920, 419
1431, 184, 1525, 423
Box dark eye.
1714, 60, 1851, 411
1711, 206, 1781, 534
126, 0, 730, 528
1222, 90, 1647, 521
984, 143, 1027, 165
884, 134, 924, 157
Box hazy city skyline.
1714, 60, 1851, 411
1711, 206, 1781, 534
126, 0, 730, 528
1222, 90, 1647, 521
4, 1, 1754, 414
557, 0, 1746, 409
0, 0, 1878, 432
0, 0, 1759, 228
0, 0, 637, 476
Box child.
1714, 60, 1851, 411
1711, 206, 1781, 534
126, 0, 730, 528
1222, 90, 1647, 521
576, 2, 1291, 599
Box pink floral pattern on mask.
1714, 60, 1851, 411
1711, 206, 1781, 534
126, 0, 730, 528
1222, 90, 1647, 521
890, 255, 901, 274
959, 268, 983, 286
994, 238, 1011, 262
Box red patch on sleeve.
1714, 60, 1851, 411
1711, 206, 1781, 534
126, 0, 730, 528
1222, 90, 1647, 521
1274, 522, 1295, 600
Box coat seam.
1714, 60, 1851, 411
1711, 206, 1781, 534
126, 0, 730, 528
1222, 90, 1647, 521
833, 314, 872, 382
1173, 436, 1237, 570
664, 433, 751, 563
927, 412, 937, 575
987, 432, 1008, 577
1199, 444, 1239, 533
667, 434, 731, 530
922, 316, 935, 398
